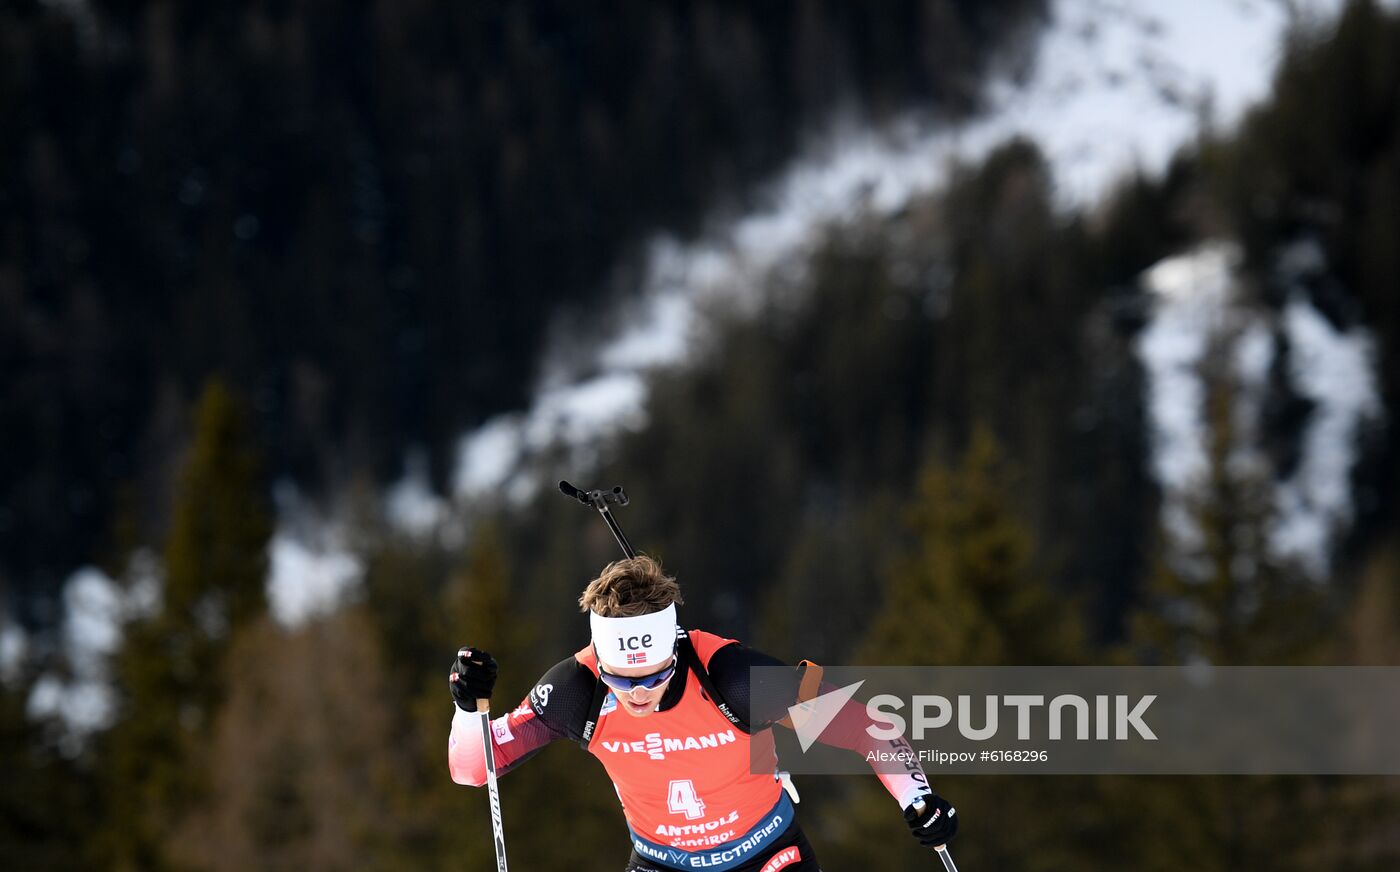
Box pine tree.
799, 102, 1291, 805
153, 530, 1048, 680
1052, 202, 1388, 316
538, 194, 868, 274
96, 378, 272, 870
1132, 335, 1328, 667
1115, 335, 1365, 872
0, 678, 94, 870
163, 609, 410, 872
815, 426, 1091, 871
861, 424, 1083, 666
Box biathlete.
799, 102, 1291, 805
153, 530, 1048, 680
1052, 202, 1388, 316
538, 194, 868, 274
448, 555, 958, 871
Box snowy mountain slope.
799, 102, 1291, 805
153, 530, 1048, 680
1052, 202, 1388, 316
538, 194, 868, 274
446, 0, 1383, 552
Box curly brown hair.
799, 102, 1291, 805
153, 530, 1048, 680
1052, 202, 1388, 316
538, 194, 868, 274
578, 555, 684, 617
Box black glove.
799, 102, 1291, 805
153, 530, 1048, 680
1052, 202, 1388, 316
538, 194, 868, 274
904, 793, 957, 847
449, 647, 498, 712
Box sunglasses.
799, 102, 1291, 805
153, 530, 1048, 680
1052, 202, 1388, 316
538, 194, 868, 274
597, 658, 678, 693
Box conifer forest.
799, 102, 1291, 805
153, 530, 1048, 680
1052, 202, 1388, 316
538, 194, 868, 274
3, 1, 1400, 869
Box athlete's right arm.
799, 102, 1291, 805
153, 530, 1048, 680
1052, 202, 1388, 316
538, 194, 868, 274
447, 654, 597, 786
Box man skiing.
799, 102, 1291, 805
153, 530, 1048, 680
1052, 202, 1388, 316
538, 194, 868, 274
448, 555, 958, 871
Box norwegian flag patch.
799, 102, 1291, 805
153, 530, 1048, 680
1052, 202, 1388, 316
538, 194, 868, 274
626, 651, 647, 665
759, 847, 801, 872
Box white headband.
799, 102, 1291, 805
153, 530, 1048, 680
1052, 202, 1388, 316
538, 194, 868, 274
590, 603, 678, 671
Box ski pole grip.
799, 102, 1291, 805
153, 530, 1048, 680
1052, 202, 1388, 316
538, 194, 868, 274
910, 798, 949, 853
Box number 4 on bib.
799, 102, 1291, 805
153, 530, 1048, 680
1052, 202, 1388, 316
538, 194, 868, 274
667, 779, 706, 820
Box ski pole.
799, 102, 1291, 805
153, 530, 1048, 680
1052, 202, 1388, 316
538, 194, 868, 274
911, 797, 960, 872
559, 480, 636, 558
477, 692, 509, 870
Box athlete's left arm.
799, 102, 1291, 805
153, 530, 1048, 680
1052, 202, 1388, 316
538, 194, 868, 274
707, 643, 935, 811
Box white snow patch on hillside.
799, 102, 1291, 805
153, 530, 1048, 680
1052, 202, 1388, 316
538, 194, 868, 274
1272, 299, 1382, 574
0, 619, 26, 686
1137, 243, 1246, 554
26, 565, 157, 750
386, 450, 451, 538
1136, 241, 1382, 578
267, 530, 362, 627
451, 0, 1360, 502
454, 415, 527, 499
266, 484, 364, 626
451, 373, 646, 505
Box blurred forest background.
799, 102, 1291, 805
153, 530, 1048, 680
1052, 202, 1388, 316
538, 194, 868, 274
3, 0, 1400, 869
